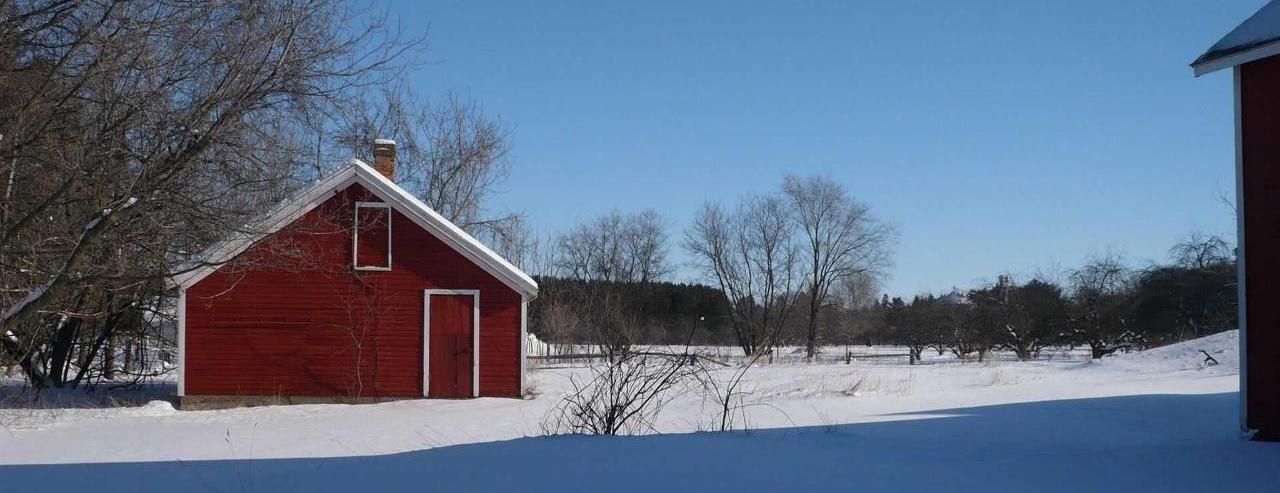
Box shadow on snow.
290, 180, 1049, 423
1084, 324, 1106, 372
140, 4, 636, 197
2, 392, 1277, 493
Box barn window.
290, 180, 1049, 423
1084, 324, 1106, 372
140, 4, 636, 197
354, 202, 392, 270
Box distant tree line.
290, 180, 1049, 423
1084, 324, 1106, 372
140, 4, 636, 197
870, 233, 1236, 363
531, 226, 1235, 364
529, 277, 730, 348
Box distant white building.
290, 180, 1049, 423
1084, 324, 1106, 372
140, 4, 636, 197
526, 333, 553, 357
938, 289, 970, 305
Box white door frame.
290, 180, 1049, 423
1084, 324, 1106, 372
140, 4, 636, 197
423, 289, 480, 398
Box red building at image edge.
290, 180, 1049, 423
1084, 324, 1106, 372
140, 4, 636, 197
171, 140, 537, 409
1192, 0, 1280, 440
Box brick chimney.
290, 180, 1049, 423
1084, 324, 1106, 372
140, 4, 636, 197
373, 139, 396, 181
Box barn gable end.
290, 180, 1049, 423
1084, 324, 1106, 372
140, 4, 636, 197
176, 159, 534, 406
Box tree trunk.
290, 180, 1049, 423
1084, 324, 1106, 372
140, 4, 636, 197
47, 317, 82, 387
805, 284, 820, 360
103, 335, 116, 381
1090, 342, 1113, 360
908, 346, 923, 365
123, 337, 134, 375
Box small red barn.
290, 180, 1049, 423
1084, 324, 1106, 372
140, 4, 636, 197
171, 140, 537, 408
1192, 0, 1280, 439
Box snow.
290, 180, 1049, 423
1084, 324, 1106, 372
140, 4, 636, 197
0, 285, 45, 323
1100, 330, 1238, 373
1, 331, 1276, 492
81, 197, 137, 232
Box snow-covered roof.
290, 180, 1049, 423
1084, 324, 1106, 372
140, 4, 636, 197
169, 159, 538, 299
1192, 0, 1280, 76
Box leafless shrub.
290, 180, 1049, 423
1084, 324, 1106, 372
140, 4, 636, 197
531, 296, 587, 356
541, 351, 699, 436
694, 351, 769, 432
840, 376, 866, 397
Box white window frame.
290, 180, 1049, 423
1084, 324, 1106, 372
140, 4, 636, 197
423, 289, 481, 398
353, 201, 393, 271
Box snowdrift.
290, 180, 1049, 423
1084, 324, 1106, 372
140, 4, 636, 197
1104, 330, 1239, 374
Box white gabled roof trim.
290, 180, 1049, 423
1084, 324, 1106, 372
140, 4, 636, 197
169, 159, 538, 298
1191, 0, 1280, 76
1193, 38, 1280, 76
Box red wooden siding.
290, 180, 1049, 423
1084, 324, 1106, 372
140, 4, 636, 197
185, 183, 522, 399
1241, 55, 1280, 434
428, 294, 475, 398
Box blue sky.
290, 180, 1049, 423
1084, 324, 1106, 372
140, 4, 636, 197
393, 0, 1257, 297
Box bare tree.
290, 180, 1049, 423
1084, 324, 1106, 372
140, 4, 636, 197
1130, 234, 1236, 344
1004, 278, 1069, 360
532, 295, 587, 354
554, 210, 671, 284
836, 271, 881, 311
883, 295, 934, 364
1068, 254, 1133, 359
783, 174, 894, 359
623, 210, 671, 284
330, 89, 522, 243
475, 213, 535, 272
684, 194, 801, 356
0, 0, 418, 388
554, 212, 625, 282
824, 271, 880, 345
965, 275, 1069, 361
547, 210, 672, 357
517, 231, 558, 277
1170, 232, 1232, 270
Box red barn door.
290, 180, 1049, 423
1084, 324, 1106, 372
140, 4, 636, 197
427, 292, 476, 398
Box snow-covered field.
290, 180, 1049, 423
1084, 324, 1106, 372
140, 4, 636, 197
1, 331, 1276, 492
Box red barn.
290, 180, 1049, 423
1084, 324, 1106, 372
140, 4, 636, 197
171, 140, 538, 408
1192, 0, 1280, 440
